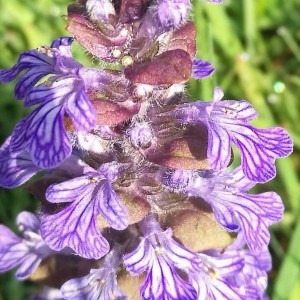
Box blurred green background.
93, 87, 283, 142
0, 0, 299, 299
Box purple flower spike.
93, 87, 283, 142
124, 214, 200, 300
174, 87, 293, 182
41, 162, 129, 259
202, 168, 284, 253
192, 58, 215, 79
0, 212, 53, 280
61, 246, 127, 299
0, 137, 41, 188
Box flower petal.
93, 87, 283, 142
16, 211, 40, 234
192, 58, 215, 79
10, 101, 71, 169
41, 196, 109, 259
95, 181, 129, 230
0, 137, 40, 188
207, 190, 284, 252
0, 50, 53, 87
15, 252, 42, 280
233, 126, 293, 182
142, 257, 197, 300
46, 176, 95, 203
207, 123, 232, 170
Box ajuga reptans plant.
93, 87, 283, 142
0, 0, 293, 299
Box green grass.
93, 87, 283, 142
0, 0, 300, 299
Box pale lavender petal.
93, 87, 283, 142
142, 257, 197, 300
0, 241, 29, 273
40, 196, 110, 259
55, 154, 92, 177
95, 181, 129, 230
224, 166, 256, 191
204, 281, 245, 300
15, 252, 42, 280
46, 176, 96, 203
212, 86, 224, 102
159, 228, 202, 270
124, 238, 152, 275
234, 126, 293, 182
0, 217, 52, 279
206, 190, 284, 252
204, 255, 244, 276
62, 79, 96, 130
211, 100, 258, 123
0, 225, 21, 245
176, 87, 292, 182
32, 287, 64, 300
207, 123, 232, 170
11, 76, 96, 169
191, 253, 247, 300
62, 246, 126, 299
61, 270, 127, 300
124, 216, 199, 299
61, 273, 96, 299
0, 137, 40, 188
16, 211, 40, 234
10, 101, 71, 169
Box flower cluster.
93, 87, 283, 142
0, 0, 292, 299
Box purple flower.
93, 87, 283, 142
0, 38, 71, 100
124, 214, 200, 300
192, 58, 215, 79
0, 212, 53, 280
235, 249, 271, 299
161, 167, 284, 253
61, 246, 127, 299
173, 87, 293, 182
0, 37, 107, 169
189, 252, 254, 299
0, 136, 41, 188
40, 161, 129, 259
221, 233, 272, 299
205, 168, 284, 253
